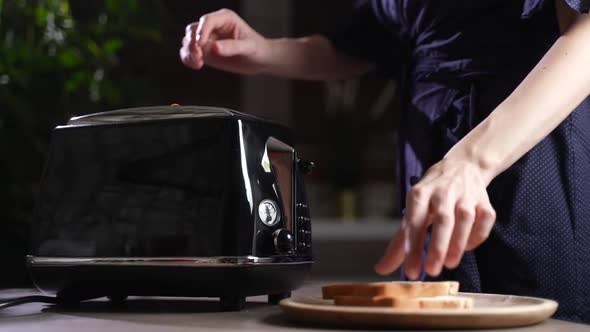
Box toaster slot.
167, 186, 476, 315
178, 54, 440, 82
265, 137, 295, 234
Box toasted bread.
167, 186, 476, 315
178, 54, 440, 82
333, 295, 473, 309
322, 281, 459, 300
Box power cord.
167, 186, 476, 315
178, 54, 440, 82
0, 295, 58, 310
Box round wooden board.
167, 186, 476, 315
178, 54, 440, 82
279, 292, 558, 329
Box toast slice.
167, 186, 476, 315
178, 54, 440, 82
333, 295, 474, 309
322, 281, 459, 300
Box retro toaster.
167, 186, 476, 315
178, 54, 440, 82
27, 106, 314, 310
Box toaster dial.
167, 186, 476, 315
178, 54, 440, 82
258, 199, 280, 226
273, 229, 294, 254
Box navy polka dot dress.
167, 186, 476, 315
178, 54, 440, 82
329, 0, 590, 323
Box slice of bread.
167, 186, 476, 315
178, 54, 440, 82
333, 295, 474, 309
322, 281, 459, 300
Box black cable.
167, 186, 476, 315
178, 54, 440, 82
0, 295, 58, 310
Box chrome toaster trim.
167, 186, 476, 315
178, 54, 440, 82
61, 106, 235, 127
26, 255, 313, 267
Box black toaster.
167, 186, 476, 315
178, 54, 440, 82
27, 106, 314, 310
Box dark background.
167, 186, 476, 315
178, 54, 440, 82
0, 0, 401, 287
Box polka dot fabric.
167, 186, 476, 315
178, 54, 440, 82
434, 110, 588, 322
330, 0, 590, 323
423, 5, 589, 321
523, 0, 590, 16
565, 0, 590, 12
430, 109, 590, 323
430, 1, 590, 322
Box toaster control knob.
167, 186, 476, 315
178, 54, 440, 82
297, 159, 315, 175
273, 229, 294, 254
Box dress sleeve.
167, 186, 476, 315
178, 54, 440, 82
326, 0, 403, 78
522, 0, 590, 17
564, 0, 590, 13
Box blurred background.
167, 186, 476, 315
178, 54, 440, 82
0, 0, 402, 287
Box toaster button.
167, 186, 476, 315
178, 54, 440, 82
298, 242, 311, 251
299, 229, 311, 241
296, 203, 308, 209
296, 203, 309, 216
297, 216, 311, 225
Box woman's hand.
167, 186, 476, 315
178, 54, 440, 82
374, 158, 496, 279
180, 8, 270, 74
373, 11, 590, 280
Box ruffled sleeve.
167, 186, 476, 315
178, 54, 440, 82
522, 0, 590, 18
325, 0, 403, 78
564, 0, 590, 12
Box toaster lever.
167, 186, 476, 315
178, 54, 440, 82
297, 159, 315, 175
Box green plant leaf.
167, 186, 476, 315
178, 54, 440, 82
100, 79, 121, 105
0, 0, 4, 26
104, 0, 116, 13
105, 0, 138, 15
128, 0, 138, 13
58, 0, 69, 16
103, 38, 123, 56
34, 5, 46, 27
86, 39, 101, 57
65, 70, 88, 93
57, 48, 82, 68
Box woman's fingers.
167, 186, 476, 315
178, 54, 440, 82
180, 46, 202, 69
466, 203, 496, 251
424, 193, 455, 276
445, 200, 476, 268
193, 9, 238, 47
374, 223, 406, 275
404, 226, 428, 279
403, 186, 431, 279
181, 22, 203, 69
181, 9, 240, 70
214, 39, 254, 57
401, 192, 486, 278
374, 159, 496, 280
180, 8, 269, 74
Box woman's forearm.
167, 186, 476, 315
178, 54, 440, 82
260, 35, 372, 81
445, 13, 590, 183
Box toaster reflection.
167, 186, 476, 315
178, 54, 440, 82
28, 106, 314, 310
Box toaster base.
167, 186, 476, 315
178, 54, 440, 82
29, 263, 311, 311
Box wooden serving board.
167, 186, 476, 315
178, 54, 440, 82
279, 292, 558, 329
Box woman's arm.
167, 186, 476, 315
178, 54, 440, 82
376, 4, 590, 279
180, 9, 371, 80
446, 7, 590, 182
262, 36, 373, 80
